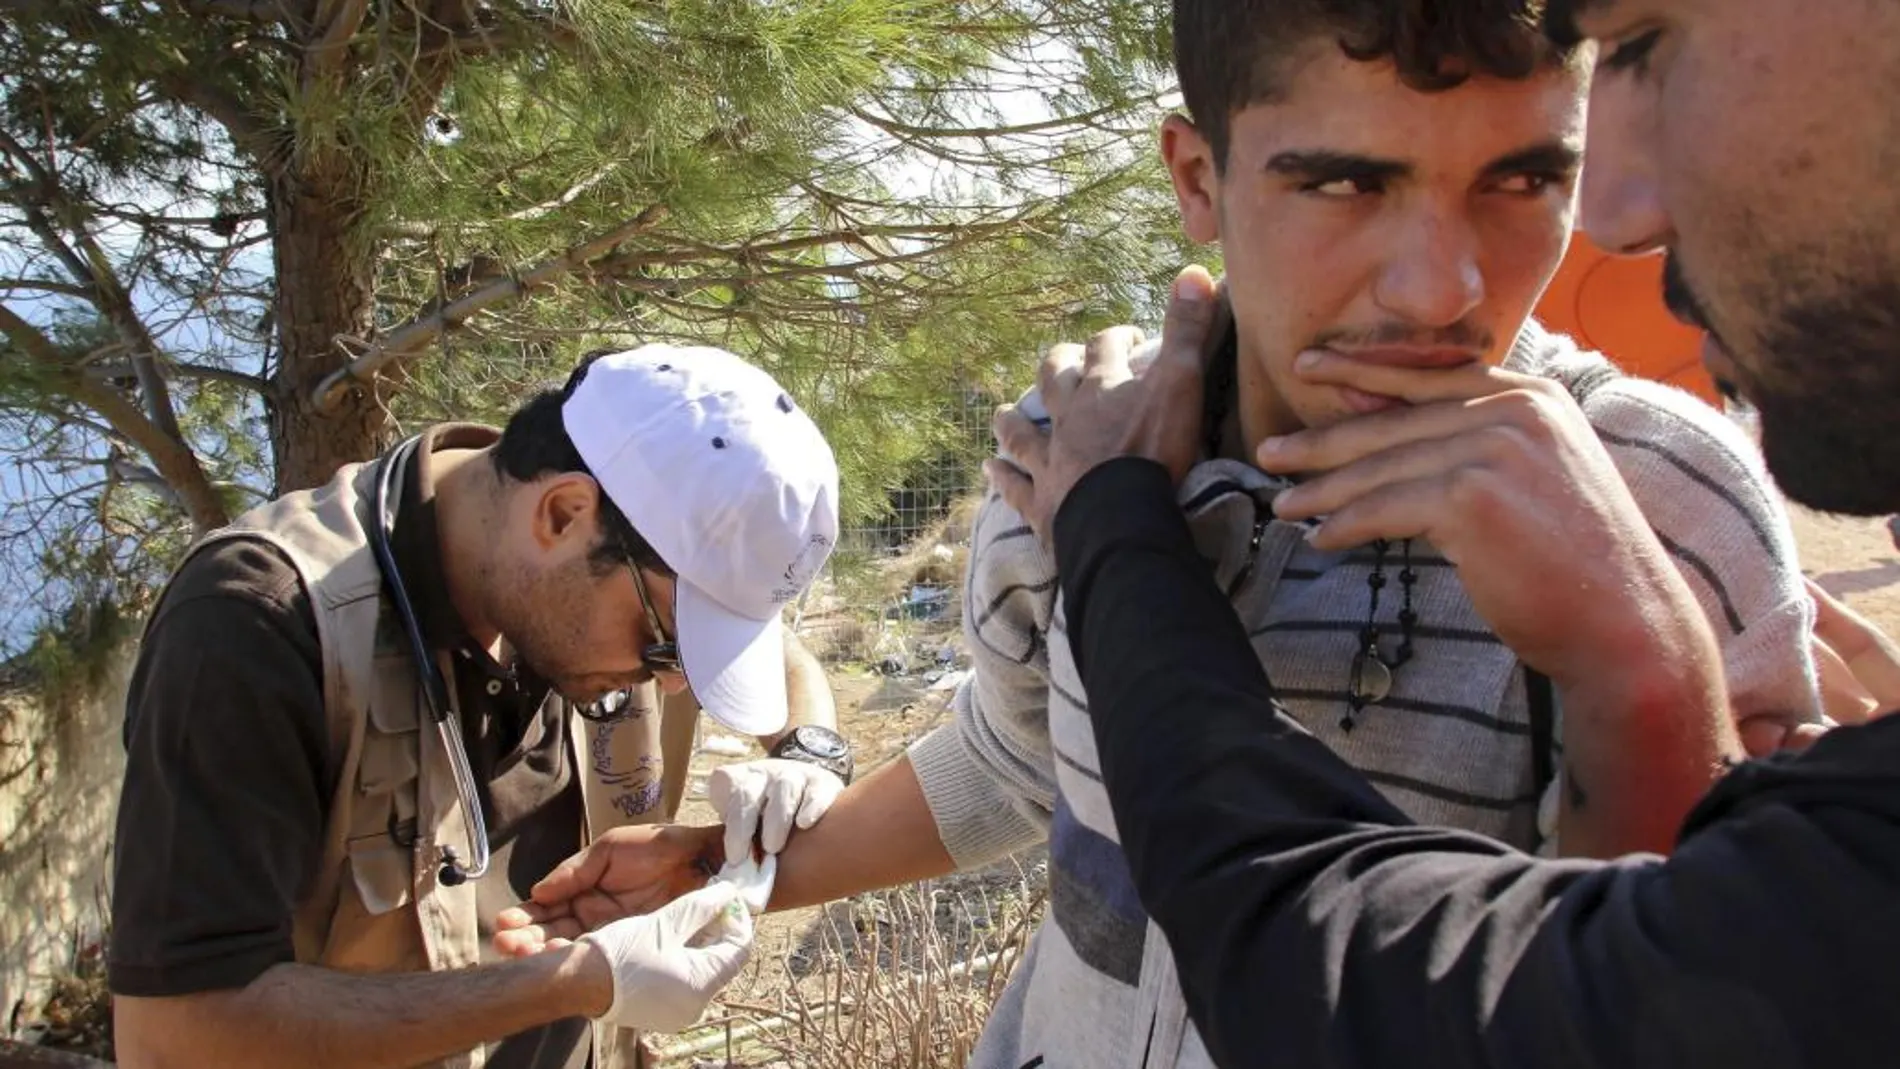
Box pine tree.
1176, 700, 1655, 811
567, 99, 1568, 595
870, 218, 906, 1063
0, 1, 1198, 651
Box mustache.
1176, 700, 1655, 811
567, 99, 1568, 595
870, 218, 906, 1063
1660, 253, 1714, 332
1309, 321, 1493, 353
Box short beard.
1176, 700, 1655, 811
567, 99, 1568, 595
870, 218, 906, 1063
1750, 278, 1900, 516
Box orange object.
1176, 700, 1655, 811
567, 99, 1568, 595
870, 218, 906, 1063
1533, 233, 1720, 405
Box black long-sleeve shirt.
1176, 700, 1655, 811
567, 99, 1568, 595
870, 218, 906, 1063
1055, 457, 1900, 1069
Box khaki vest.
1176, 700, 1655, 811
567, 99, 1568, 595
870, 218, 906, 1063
164, 454, 661, 1069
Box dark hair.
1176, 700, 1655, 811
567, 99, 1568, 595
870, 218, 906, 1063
1174, 0, 1579, 168
490, 349, 673, 577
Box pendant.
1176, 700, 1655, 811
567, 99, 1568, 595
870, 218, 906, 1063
1349, 646, 1393, 705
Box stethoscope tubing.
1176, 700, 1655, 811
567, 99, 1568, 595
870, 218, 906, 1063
370, 436, 492, 887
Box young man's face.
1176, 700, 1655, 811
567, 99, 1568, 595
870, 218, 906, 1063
1162, 46, 1587, 441
1570, 0, 1900, 515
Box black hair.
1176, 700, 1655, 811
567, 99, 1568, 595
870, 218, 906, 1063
1174, 0, 1580, 169
490, 349, 673, 576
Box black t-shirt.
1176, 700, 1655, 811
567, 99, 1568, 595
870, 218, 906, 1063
108, 427, 591, 1069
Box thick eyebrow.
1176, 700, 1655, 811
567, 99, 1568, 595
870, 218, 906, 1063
1544, 0, 1617, 45
1265, 150, 1411, 185
1481, 141, 1584, 180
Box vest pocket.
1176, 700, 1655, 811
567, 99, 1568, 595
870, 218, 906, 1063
320, 833, 429, 972
344, 657, 427, 916
345, 831, 415, 914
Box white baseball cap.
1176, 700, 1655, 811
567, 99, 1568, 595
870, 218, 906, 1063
562, 344, 839, 735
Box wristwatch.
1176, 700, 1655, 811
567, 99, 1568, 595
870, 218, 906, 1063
769, 724, 854, 785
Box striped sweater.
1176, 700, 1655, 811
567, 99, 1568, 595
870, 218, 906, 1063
906, 320, 1820, 1069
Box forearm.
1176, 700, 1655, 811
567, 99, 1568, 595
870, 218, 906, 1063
766, 754, 954, 910
763, 629, 837, 750
1553, 550, 1741, 858
113, 948, 608, 1069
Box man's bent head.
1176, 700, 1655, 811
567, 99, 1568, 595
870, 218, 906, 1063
1164, 1, 1588, 444
1562, 0, 1900, 515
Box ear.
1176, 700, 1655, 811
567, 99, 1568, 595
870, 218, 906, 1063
1161, 114, 1222, 245
529, 473, 602, 552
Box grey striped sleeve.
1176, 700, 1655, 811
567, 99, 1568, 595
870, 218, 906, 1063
1586, 379, 1820, 722
908, 492, 1062, 868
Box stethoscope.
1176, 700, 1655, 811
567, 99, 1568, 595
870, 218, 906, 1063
368, 436, 491, 887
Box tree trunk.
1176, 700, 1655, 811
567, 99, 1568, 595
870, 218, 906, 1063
266, 169, 391, 493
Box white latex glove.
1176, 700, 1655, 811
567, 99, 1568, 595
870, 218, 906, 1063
708, 758, 843, 865
579, 882, 753, 1033
712, 852, 778, 916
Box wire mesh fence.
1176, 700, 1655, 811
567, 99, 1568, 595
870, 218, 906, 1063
793, 379, 1001, 670
838, 382, 999, 558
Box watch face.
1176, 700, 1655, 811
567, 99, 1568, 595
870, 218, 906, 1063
794, 725, 848, 759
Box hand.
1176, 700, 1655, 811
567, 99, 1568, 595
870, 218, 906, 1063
1808, 577, 1900, 725
579, 882, 753, 1032
985, 266, 1221, 544
1259, 353, 1715, 690
708, 758, 843, 865
494, 823, 722, 957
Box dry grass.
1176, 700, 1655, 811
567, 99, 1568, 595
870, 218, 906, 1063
657, 864, 1046, 1068
21, 937, 112, 1061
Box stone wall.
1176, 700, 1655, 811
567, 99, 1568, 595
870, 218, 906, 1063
0, 659, 127, 1039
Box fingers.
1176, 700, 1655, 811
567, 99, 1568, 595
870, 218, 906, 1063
658, 882, 745, 943
1258, 385, 1556, 480
574, 888, 640, 932
1285, 349, 1528, 405
1780, 721, 1835, 752
994, 404, 1050, 475
1148, 266, 1220, 384
1807, 577, 1900, 712
683, 909, 755, 989
1270, 429, 1505, 523
1737, 715, 1794, 758
493, 916, 585, 957
983, 459, 1039, 535
530, 837, 616, 908
1298, 475, 1449, 552
1813, 634, 1880, 727
730, 773, 768, 866
759, 770, 800, 855
794, 773, 839, 830
1078, 325, 1146, 388
706, 767, 737, 857
1037, 343, 1085, 415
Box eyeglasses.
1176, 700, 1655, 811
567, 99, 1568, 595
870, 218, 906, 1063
577, 554, 681, 723
627, 559, 681, 675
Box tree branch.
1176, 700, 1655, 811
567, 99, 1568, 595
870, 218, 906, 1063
0, 277, 92, 299
0, 304, 230, 533
312, 204, 670, 412
107, 454, 185, 510
180, 0, 309, 25
0, 302, 64, 364
848, 99, 1154, 141
1, 126, 192, 447
85, 358, 274, 397
307, 0, 370, 77
157, 75, 279, 168
504, 164, 617, 222
437, 7, 583, 59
